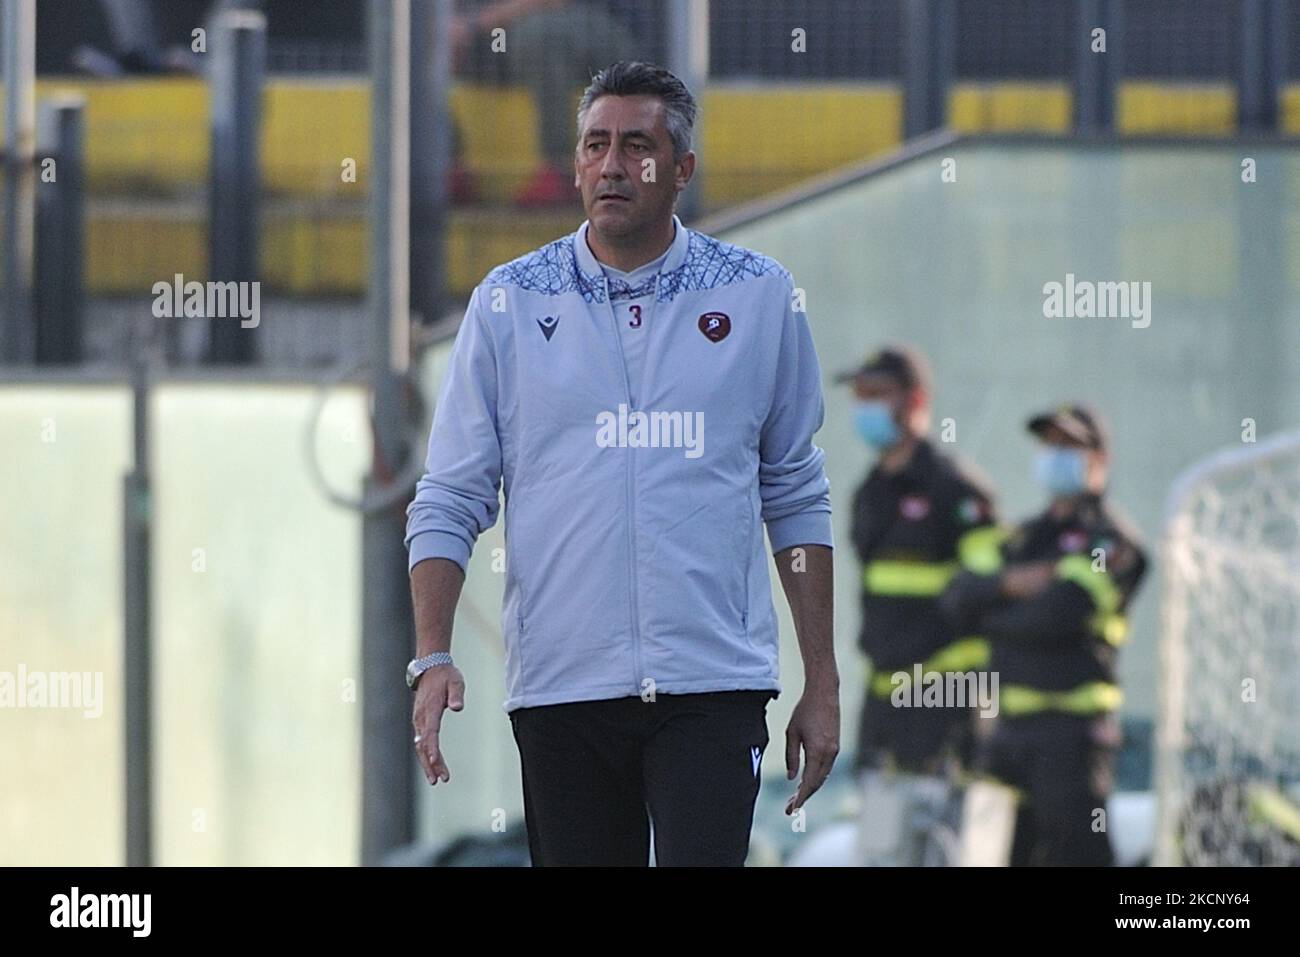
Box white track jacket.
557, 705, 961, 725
405, 214, 833, 712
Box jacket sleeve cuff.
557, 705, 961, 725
766, 511, 834, 554
407, 530, 472, 575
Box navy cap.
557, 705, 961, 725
1027, 403, 1109, 451
834, 344, 932, 392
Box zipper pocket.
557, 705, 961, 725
741, 491, 756, 633
515, 607, 530, 695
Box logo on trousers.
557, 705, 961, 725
751, 745, 762, 777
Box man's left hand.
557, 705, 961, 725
784, 682, 840, 815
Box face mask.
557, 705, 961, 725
1034, 447, 1088, 496
853, 400, 900, 449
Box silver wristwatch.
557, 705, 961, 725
406, 652, 454, 690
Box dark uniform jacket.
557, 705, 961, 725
851, 439, 1001, 685
939, 491, 1147, 716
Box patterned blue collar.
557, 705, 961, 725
574, 213, 691, 282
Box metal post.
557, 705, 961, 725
932, 0, 955, 132
1238, 0, 1266, 131
2, 0, 36, 364
35, 96, 86, 364
123, 313, 161, 867
1074, 0, 1120, 133
665, 0, 708, 221
1238, 0, 1285, 132
902, 0, 953, 140
409, 0, 451, 326
1266, 0, 1288, 134
207, 8, 265, 365
362, 0, 417, 867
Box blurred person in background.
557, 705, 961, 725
941, 404, 1147, 866
76, 0, 215, 74
449, 0, 646, 206
837, 345, 1002, 865
404, 61, 838, 866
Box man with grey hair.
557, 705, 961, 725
405, 61, 839, 866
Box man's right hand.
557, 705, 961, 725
412, 665, 466, 786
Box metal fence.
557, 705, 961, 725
4, 0, 1297, 374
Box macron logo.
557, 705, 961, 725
751, 746, 762, 778
536, 315, 560, 341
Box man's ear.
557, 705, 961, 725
675, 150, 696, 192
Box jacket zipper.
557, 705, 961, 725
603, 273, 643, 695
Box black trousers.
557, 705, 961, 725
509, 690, 776, 866
979, 711, 1121, 866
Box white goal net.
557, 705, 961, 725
1155, 431, 1300, 866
